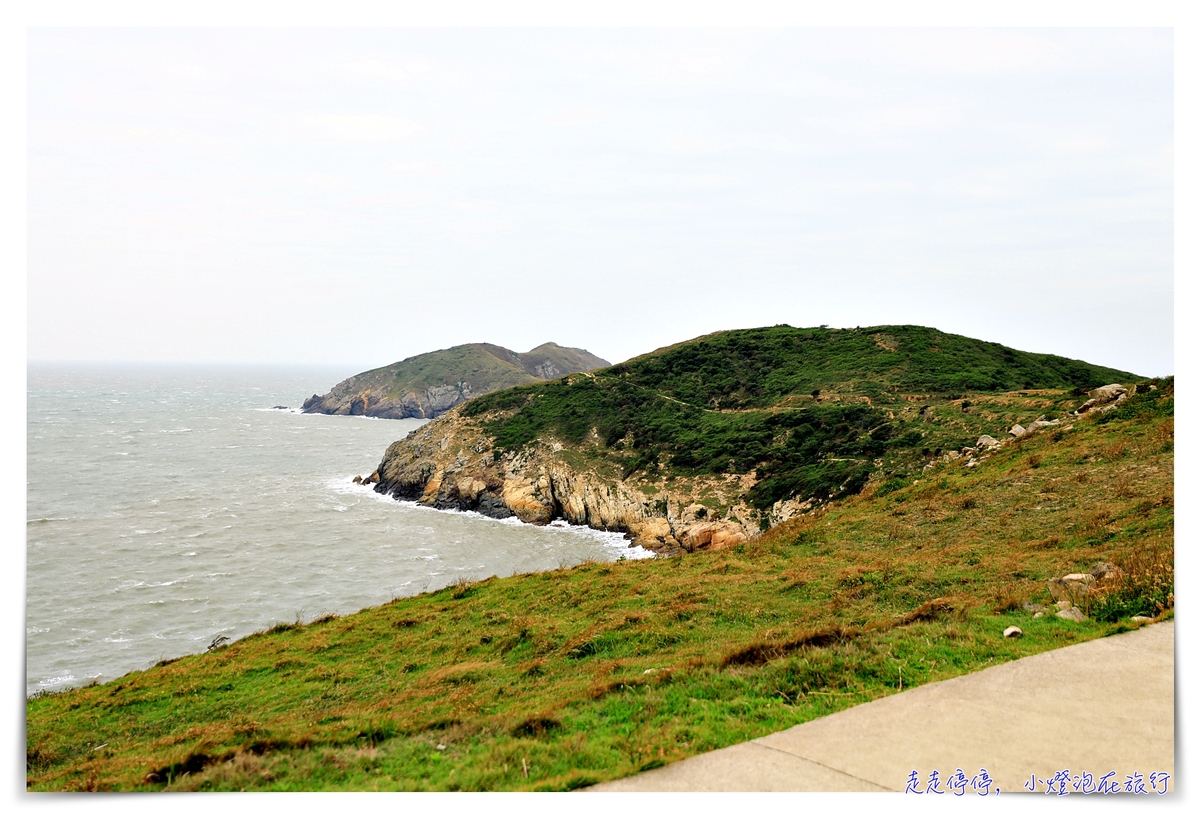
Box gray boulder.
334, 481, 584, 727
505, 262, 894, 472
1025, 419, 1061, 434
1048, 574, 1093, 603
1074, 384, 1128, 415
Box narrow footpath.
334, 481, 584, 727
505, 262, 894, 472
590, 621, 1174, 793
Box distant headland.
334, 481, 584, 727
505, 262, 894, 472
302, 342, 609, 420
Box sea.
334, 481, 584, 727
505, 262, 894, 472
25, 363, 651, 697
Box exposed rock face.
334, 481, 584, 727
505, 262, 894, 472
1074, 384, 1128, 415
1048, 574, 1094, 604
303, 381, 476, 419
1009, 418, 1061, 438
768, 497, 814, 526
371, 409, 749, 554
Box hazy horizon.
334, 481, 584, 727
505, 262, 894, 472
24, 315, 1175, 379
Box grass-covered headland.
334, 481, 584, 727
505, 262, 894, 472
26, 376, 1173, 791
463, 325, 1137, 514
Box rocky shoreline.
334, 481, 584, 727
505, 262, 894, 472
304, 381, 474, 420
367, 410, 748, 555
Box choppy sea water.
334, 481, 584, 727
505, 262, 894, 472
26, 364, 651, 696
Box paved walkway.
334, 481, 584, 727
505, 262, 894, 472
591, 621, 1174, 792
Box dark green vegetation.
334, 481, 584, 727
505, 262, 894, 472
302, 342, 609, 419
465, 326, 1138, 510
27, 381, 1172, 791
609, 324, 1133, 405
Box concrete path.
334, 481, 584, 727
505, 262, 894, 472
591, 621, 1174, 792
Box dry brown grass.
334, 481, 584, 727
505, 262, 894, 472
1102, 442, 1129, 461
1086, 536, 1175, 621
169, 750, 275, 792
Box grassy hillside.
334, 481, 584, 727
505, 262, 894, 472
464, 326, 1139, 512
356, 342, 610, 401
26, 380, 1172, 791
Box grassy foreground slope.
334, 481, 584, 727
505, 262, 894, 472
26, 382, 1172, 791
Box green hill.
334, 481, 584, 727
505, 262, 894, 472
606, 324, 1136, 406
301, 342, 609, 419
455, 325, 1139, 518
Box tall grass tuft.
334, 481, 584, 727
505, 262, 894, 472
1090, 542, 1174, 622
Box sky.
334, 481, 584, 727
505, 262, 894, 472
27, 27, 1174, 376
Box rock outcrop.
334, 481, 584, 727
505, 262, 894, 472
371, 409, 749, 555
1074, 384, 1128, 415
303, 381, 477, 419
1040, 562, 1127, 622
1048, 573, 1095, 605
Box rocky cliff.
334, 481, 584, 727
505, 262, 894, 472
370, 408, 750, 555
302, 342, 609, 419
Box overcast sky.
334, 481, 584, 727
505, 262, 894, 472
27, 27, 1173, 376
